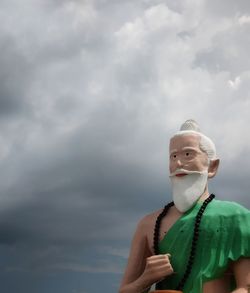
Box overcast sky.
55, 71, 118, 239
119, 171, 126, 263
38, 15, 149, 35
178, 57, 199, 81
0, 0, 250, 292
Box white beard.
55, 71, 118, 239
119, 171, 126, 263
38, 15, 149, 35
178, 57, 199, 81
169, 169, 208, 212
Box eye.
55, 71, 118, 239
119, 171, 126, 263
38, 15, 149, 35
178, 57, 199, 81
185, 152, 190, 156
170, 154, 177, 159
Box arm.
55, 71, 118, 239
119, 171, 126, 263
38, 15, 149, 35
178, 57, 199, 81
119, 216, 174, 293
231, 258, 250, 293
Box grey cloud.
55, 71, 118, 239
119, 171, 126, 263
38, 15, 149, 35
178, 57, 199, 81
193, 26, 250, 75
204, 0, 250, 17
0, 36, 32, 118
0, 0, 249, 292
0, 121, 169, 245
0, 224, 30, 245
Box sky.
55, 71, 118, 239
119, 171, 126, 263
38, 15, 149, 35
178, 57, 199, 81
0, 0, 250, 292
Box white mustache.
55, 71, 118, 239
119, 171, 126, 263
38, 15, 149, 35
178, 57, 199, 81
169, 168, 206, 177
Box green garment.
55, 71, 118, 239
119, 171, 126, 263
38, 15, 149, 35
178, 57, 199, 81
155, 199, 250, 293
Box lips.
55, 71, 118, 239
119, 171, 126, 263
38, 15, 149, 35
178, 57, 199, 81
175, 173, 187, 177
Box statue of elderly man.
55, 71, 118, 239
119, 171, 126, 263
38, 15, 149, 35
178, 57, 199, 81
119, 120, 250, 293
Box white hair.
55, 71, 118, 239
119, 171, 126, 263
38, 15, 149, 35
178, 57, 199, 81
171, 119, 217, 160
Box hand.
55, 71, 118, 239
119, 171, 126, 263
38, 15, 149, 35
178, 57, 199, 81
140, 254, 174, 288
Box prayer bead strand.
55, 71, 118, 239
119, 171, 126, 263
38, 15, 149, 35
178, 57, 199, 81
153, 194, 215, 290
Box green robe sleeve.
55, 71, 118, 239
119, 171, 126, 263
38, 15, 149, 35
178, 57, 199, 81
157, 199, 250, 293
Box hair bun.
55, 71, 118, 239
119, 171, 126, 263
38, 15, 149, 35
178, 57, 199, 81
180, 119, 201, 132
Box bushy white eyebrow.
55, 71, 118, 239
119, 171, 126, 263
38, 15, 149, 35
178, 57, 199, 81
170, 147, 198, 154
181, 147, 199, 151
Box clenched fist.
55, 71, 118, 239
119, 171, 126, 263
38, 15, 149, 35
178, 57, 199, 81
140, 254, 174, 288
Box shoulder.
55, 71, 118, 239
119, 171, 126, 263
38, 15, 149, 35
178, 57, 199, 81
138, 209, 163, 227
204, 199, 250, 228
136, 208, 164, 235
209, 199, 249, 216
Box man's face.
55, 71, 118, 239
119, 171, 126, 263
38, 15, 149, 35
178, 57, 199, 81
169, 134, 209, 175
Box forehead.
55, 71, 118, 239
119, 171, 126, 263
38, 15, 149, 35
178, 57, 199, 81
169, 134, 200, 151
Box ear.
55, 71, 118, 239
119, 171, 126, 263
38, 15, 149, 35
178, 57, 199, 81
208, 159, 220, 178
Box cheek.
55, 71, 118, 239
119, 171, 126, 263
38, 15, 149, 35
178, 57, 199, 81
200, 156, 209, 168
185, 160, 203, 170
169, 160, 177, 172
193, 159, 209, 170
169, 162, 174, 172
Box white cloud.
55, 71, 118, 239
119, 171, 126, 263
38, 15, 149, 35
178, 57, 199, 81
228, 76, 241, 90
144, 4, 182, 31
238, 14, 250, 25
115, 3, 182, 50
63, 1, 97, 28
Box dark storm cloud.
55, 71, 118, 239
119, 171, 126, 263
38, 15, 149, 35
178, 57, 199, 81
0, 100, 170, 245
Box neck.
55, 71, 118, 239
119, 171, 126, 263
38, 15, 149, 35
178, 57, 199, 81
198, 185, 210, 202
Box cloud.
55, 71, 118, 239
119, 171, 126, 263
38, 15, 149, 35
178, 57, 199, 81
238, 14, 250, 25
48, 261, 124, 274
115, 3, 182, 50
228, 76, 241, 90
204, 0, 250, 18
0, 1, 249, 292
100, 246, 129, 259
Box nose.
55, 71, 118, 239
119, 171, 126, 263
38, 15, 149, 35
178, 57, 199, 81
176, 158, 183, 167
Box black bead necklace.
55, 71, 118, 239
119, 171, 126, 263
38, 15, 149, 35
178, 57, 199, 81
153, 194, 215, 291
